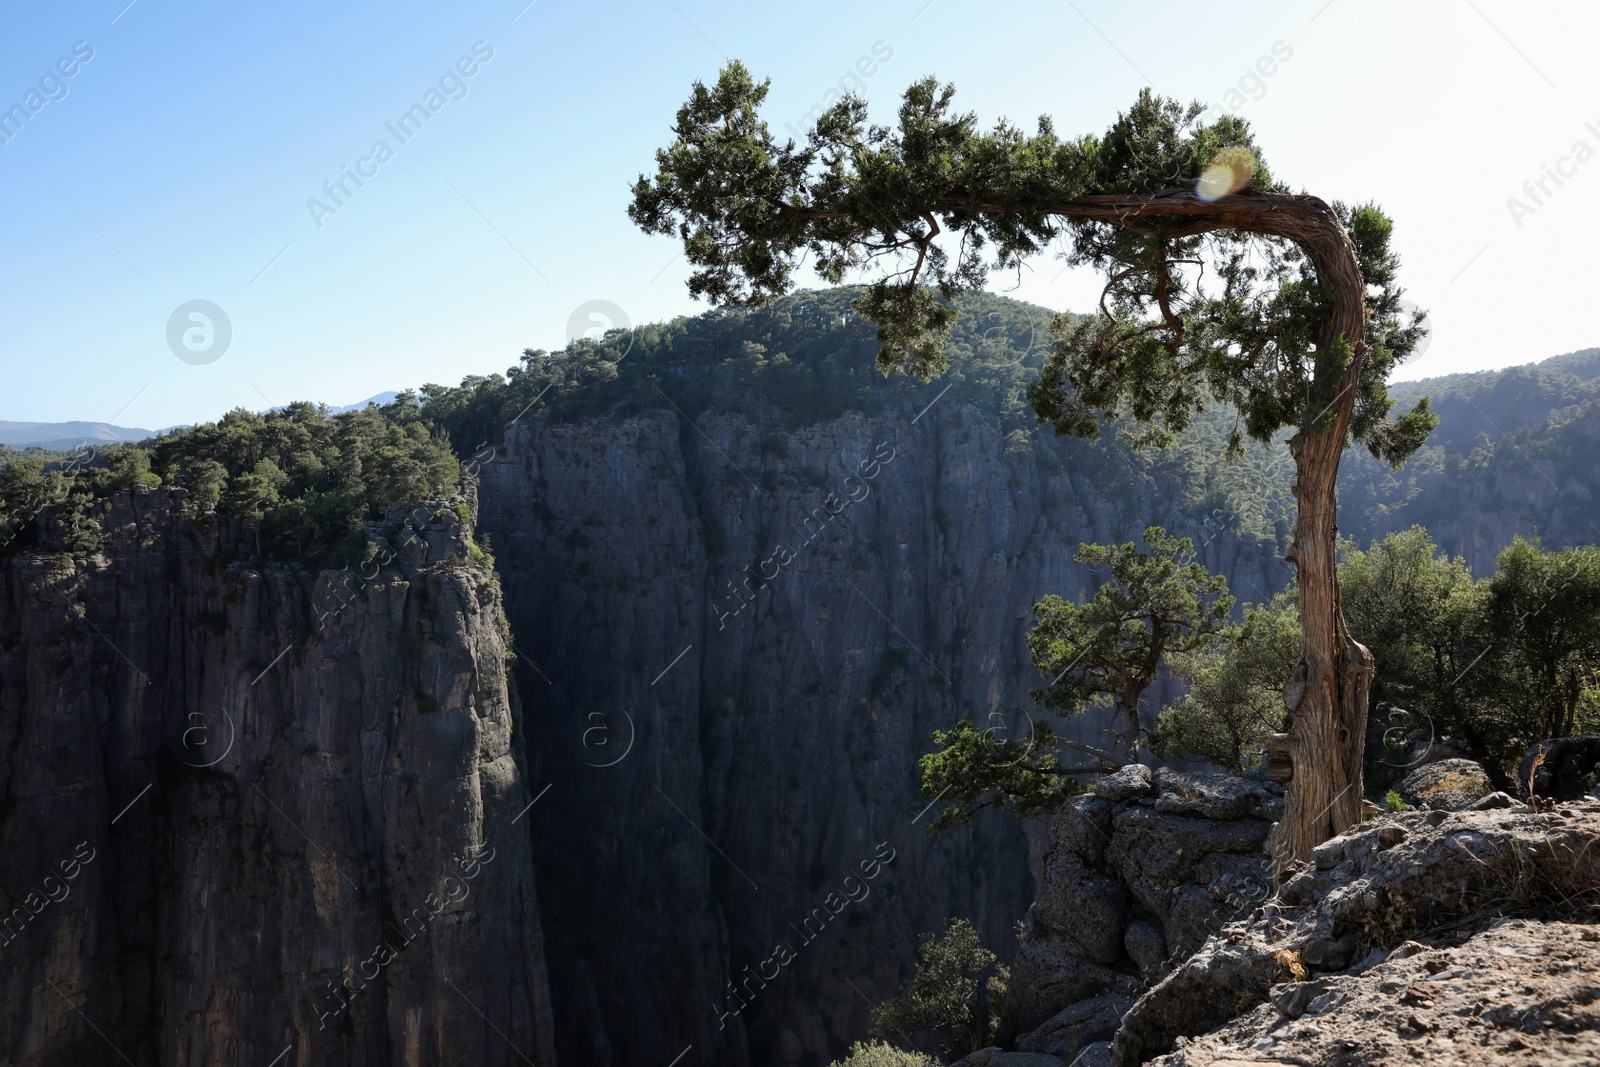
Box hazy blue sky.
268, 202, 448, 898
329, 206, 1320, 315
3, 0, 1596, 428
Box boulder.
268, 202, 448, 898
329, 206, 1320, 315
1094, 764, 1155, 802
1122, 918, 1166, 980
1031, 849, 1129, 963
1396, 757, 1493, 810
1105, 806, 1271, 903
1049, 794, 1118, 866
1003, 929, 1142, 1038
1152, 768, 1281, 821
1016, 993, 1135, 1055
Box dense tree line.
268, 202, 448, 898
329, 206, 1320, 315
1342, 528, 1600, 791
924, 526, 1600, 822
0, 403, 459, 566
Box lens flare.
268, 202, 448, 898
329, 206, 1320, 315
1196, 146, 1257, 202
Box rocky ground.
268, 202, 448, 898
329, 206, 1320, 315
1148, 919, 1600, 1066
954, 774, 1600, 1067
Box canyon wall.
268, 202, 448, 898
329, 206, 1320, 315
0, 488, 557, 1066
478, 393, 1293, 1067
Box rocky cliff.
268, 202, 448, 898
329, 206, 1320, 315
949, 775, 1600, 1067
1001, 766, 1283, 1055
1114, 791, 1600, 1065
0, 487, 558, 1066
476, 389, 1291, 1066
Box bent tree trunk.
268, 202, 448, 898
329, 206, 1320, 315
1249, 198, 1376, 871
1034, 192, 1377, 867
1268, 423, 1375, 870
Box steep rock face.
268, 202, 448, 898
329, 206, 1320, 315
0, 488, 557, 1066
476, 403, 1291, 1066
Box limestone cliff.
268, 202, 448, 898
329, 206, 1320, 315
476, 394, 1291, 1066
0, 487, 557, 1066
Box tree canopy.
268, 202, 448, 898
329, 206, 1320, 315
871, 917, 1004, 1061
0, 403, 460, 566
1027, 526, 1233, 759
1153, 590, 1300, 773
630, 63, 1434, 461
632, 61, 1439, 862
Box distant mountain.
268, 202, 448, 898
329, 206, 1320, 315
325, 391, 400, 414
1387, 347, 1600, 456
258, 391, 401, 417
1, 394, 400, 453
1342, 345, 1600, 571
0, 420, 156, 452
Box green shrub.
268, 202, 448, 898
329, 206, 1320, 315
873, 918, 1004, 1059
827, 1042, 937, 1067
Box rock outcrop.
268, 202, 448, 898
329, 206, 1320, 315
967, 764, 1600, 1067
1000, 770, 1283, 1056
1111, 797, 1600, 1065
0, 487, 558, 1066
1146, 919, 1600, 1066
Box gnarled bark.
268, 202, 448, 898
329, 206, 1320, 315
1272, 422, 1375, 870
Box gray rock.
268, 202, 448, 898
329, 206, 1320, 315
1144, 921, 1600, 1065
1268, 977, 1331, 1019
1164, 884, 1240, 962
1050, 794, 1118, 865
1398, 757, 1493, 810
1123, 918, 1167, 979
1095, 764, 1155, 802
1299, 933, 1359, 970
1032, 850, 1129, 962
1109, 805, 1600, 1066
1469, 790, 1516, 810
1007, 772, 1274, 1048
1004, 931, 1142, 1038
1017, 993, 1134, 1054
1152, 768, 1280, 820
1106, 806, 1272, 892
1376, 824, 1408, 849
1066, 1044, 1112, 1067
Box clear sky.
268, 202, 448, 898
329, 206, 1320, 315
2, 0, 1596, 429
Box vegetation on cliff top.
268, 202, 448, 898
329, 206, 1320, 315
0, 288, 1295, 566
925, 527, 1600, 824
1, 291, 1594, 581
0, 403, 459, 565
